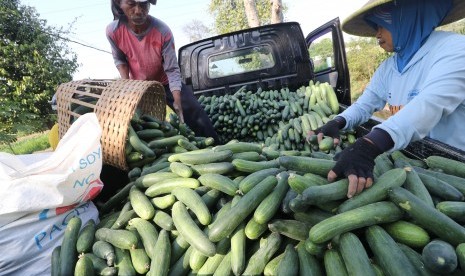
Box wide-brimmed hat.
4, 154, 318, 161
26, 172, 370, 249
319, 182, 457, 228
342, 0, 465, 37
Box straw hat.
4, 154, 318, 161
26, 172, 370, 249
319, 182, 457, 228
342, 0, 465, 37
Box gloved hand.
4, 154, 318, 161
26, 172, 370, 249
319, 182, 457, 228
306, 117, 346, 145
328, 137, 383, 198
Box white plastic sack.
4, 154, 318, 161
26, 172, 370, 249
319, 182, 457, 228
0, 113, 103, 275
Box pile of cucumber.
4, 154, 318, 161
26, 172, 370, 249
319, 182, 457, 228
52, 103, 465, 275
198, 81, 341, 150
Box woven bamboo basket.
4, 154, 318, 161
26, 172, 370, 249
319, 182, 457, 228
56, 79, 166, 171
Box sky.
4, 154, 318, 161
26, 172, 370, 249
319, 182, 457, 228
20, 0, 368, 80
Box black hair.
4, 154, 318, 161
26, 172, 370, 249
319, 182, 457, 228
111, 0, 157, 20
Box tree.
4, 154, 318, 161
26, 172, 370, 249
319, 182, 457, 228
0, 0, 78, 143
208, 0, 286, 34
182, 19, 212, 43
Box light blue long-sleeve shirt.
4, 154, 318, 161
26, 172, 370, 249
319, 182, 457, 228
339, 31, 465, 152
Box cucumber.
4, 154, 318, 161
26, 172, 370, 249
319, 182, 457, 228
232, 159, 280, 173
144, 177, 200, 197
242, 232, 282, 275
198, 173, 238, 196
414, 166, 465, 195
197, 238, 231, 275
288, 173, 320, 194
179, 149, 233, 165
170, 162, 194, 178
231, 222, 246, 276
148, 135, 187, 149
172, 187, 211, 226
422, 239, 458, 274
128, 125, 155, 157
208, 176, 277, 242
168, 246, 192, 276
213, 251, 232, 276
135, 172, 178, 188
191, 162, 234, 176
456, 243, 465, 274
339, 232, 377, 276
309, 201, 403, 244
394, 160, 434, 208
383, 220, 430, 248
268, 219, 309, 242
74, 254, 94, 276
60, 216, 82, 276
278, 156, 335, 176
114, 247, 136, 276
128, 217, 158, 259
95, 228, 138, 250
129, 240, 150, 275
365, 225, 419, 276
297, 242, 323, 276
151, 194, 176, 209
436, 201, 465, 222
302, 179, 349, 205
397, 243, 436, 276
84, 253, 117, 276
170, 235, 190, 266
276, 244, 299, 276
233, 151, 263, 161
293, 208, 333, 227
254, 171, 290, 224
337, 168, 407, 213
245, 217, 268, 240
425, 155, 465, 178
153, 210, 175, 231
264, 252, 284, 276
214, 142, 262, 153
92, 241, 115, 267
178, 138, 199, 151
418, 173, 464, 201
239, 167, 282, 194
51, 246, 61, 276
76, 219, 96, 254
171, 201, 216, 257
324, 249, 348, 276
388, 187, 465, 246
149, 229, 171, 276
129, 186, 155, 220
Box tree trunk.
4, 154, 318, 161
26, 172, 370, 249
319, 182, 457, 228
270, 0, 283, 24
243, 0, 260, 28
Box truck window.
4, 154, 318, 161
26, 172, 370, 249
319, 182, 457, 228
208, 45, 275, 78
308, 32, 335, 73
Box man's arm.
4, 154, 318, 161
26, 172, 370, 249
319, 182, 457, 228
117, 64, 130, 79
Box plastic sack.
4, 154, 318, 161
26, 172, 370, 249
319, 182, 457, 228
0, 113, 103, 275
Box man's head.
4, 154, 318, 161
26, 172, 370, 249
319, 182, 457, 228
111, 0, 157, 22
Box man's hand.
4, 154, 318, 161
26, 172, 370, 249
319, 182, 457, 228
327, 137, 383, 198
306, 117, 345, 145
172, 90, 184, 123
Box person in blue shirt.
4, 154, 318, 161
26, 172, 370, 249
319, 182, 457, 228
310, 0, 465, 198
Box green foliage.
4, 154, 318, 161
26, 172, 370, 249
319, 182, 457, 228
308, 37, 334, 72
0, 132, 50, 155
345, 37, 391, 102
208, 0, 286, 34
0, 0, 78, 143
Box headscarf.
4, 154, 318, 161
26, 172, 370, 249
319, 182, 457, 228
365, 0, 453, 72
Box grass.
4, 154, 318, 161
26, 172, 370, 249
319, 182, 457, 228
0, 131, 51, 155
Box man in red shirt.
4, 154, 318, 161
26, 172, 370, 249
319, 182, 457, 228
108, 0, 219, 142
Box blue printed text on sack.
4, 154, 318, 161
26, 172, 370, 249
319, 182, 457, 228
71, 147, 101, 173
34, 202, 91, 250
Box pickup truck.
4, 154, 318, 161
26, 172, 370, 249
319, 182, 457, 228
178, 18, 465, 162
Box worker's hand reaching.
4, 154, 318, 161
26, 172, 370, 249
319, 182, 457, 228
172, 90, 184, 123
306, 117, 345, 145
327, 137, 382, 198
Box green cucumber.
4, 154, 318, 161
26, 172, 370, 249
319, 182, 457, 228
197, 238, 231, 275
171, 201, 216, 257
147, 135, 187, 149
339, 232, 376, 276
190, 248, 208, 272
60, 216, 82, 276
245, 217, 268, 240
114, 247, 136, 276
239, 167, 282, 194
128, 217, 158, 258
425, 155, 465, 178
297, 242, 323, 276
456, 243, 465, 274
397, 243, 436, 276
276, 244, 299, 276
168, 246, 192, 276
337, 168, 406, 213
413, 166, 465, 195
288, 173, 319, 194
198, 173, 238, 196
92, 240, 115, 267
293, 208, 333, 226
214, 142, 262, 153
388, 187, 465, 246
74, 254, 94, 276
151, 194, 176, 209
153, 210, 175, 230
51, 246, 61, 276
232, 159, 280, 173
213, 251, 232, 276
302, 179, 349, 205
254, 171, 290, 224
232, 151, 263, 162
264, 252, 284, 276
394, 160, 434, 208
128, 125, 155, 158
309, 201, 403, 244
149, 229, 171, 276
278, 156, 335, 176
231, 222, 246, 276
437, 201, 465, 222
135, 171, 177, 188
76, 219, 96, 253
95, 228, 138, 250
129, 186, 155, 220
365, 225, 419, 276
144, 177, 200, 197
128, 230, 150, 275
170, 162, 194, 178
172, 187, 211, 226
324, 249, 348, 276
268, 219, 309, 241
111, 209, 137, 230
179, 149, 233, 165
418, 173, 464, 201
422, 239, 458, 274
191, 162, 234, 176
383, 220, 431, 248
242, 232, 282, 275
208, 176, 277, 242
